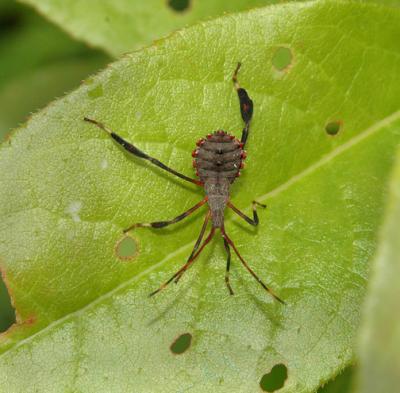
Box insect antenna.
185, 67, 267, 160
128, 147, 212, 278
221, 228, 285, 304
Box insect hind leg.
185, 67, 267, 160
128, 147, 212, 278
223, 238, 234, 295
228, 200, 266, 227
150, 212, 213, 296
221, 227, 285, 304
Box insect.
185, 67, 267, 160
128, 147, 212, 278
84, 63, 284, 304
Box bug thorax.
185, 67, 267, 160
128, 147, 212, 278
191, 130, 246, 184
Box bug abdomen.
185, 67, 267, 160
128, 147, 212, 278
192, 130, 245, 183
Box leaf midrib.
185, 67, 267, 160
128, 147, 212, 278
1, 109, 399, 358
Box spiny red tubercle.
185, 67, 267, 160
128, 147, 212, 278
234, 138, 244, 148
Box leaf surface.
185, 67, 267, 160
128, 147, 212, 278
1, 1, 400, 392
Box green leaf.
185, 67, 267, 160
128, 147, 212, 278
0, 3, 91, 89
356, 150, 400, 393
0, 56, 108, 140
19, 0, 290, 56
364, 0, 400, 7
0, 0, 110, 140
1, 1, 400, 391
19, 0, 400, 57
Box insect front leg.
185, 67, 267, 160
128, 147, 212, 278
84, 117, 202, 186
227, 200, 266, 226
232, 63, 254, 147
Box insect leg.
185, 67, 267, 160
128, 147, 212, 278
84, 117, 202, 186
123, 197, 208, 233
221, 228, 285, 304
232, 63, 253, 147
150, 212, 213, 296
227, 200, 266, 227
223, 238, 234, 295
174, 210, 211, 284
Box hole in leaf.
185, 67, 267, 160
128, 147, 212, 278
0, 270, 16, 332
168, 0, 190, 12
170, 332, 192, 354
115, 235, 138, 261
325, 120, 342, 136
260, 364, 288, 392
272, 47, 293, 71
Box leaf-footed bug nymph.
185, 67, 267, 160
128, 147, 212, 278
84, 63, 285, 304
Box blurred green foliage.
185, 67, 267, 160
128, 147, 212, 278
20, 0, 286, 56
0, 0, 109, 140
356, 149, 400, 393
19, 0, 400, 57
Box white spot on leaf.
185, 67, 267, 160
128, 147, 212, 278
66, 201, 82, 222
100, 159, 108, 169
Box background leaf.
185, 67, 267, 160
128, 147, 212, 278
356, 149, 400, 393
1, 1, 400, 392
19, 0, 400, 57
20, 0, 286, 56
0, 57, 107, 140
0, 0, 109, 139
